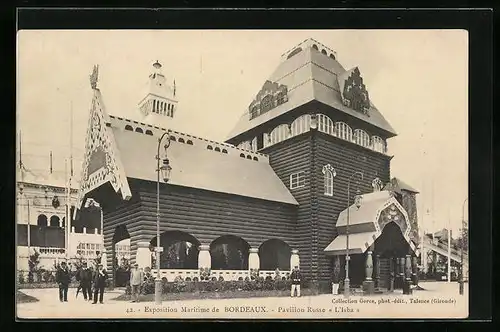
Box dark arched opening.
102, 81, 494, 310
145, 130, 153, 136
178, 138, 185, 143
49, 215, 60, 227
210, 235, 250, 270
135, 127, 143, 133
214, 147, 221, 152
112, 225, 131, 287
259, 239, 291, 270
150, 231, 200, 269
37, 214, 48, 227
125, 125, 133, 131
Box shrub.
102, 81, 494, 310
18, 271, 25, 284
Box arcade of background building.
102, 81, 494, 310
76, 38, 421, 292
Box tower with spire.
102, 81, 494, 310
138, 60, 178, 126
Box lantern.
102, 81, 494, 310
160, 158, 172, 183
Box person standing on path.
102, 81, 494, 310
290, 266, 301, 297
78, 262, 93, 301
92, 264, 108, 304
56, 261, 71, 302
129, 263, 144, 303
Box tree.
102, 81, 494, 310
28, 249, 41, 283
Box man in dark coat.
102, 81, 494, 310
92, 264, 108, 304
290, 266, 301, 297
56, 261, 71, 302
78, 262, 93, 301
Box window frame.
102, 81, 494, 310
322, 164, 336, 197
289, 171, 306, 189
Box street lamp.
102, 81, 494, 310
459, 197, 468, 295
344, 171, 363, 297
155, 131, 172, 305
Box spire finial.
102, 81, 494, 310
153, 60, 162, 69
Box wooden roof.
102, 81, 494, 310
226, 42, 397, 142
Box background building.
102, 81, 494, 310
16, 160, 104, 272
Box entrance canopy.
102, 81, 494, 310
324, 191, 418, 256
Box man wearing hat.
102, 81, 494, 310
92, 264, 108, 304
56, 261, 71, 302
78, 262, 93, 301
290, 266, 301, 297
130, 263, 144, 303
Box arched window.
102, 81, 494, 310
246, 155, 252, 160
322, 164, 336, 196
329, 54, 336, 60
49, 215, 60, 227
372, 136, 386, 153
145, 130, 153, 136
178, 138, 185, 143
291, 114, 312, 137
125, 125, 133, 131
222, 149, 228, 154
37, 214, 48, 227
321, 49, 327, 55
354, 129, 371, 148
253, 156, 259, 161
312, 44, 319, 51
334, 122, 353, 141
317, 114, 335, 136
269, 124, 290, 146
135, 127, 143, 134
207, 145, 213, 150
215, 147, 221, 152
239, 153, 245, 158
187, 140, 193, 145
170, 135, 176, 141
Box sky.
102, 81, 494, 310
17, 30, 468, 235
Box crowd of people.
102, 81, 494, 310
55, 261, 108, 304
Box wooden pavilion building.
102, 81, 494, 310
76, 38, 420, 292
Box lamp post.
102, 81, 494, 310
344, 171, 363, 297
459, 197, 468, 295
155, 131, 172, 305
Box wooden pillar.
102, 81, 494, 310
332, 255, 341, 295
404, 254, 412, 294
399, 257, 405, 288
362, 246, 375, 295
411, 256, 418, 285
365, 248, 373, 281
389, 257, 395, 292
374, 254, 380, 288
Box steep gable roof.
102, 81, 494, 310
110, 120, 298, 205
226, 38, 397, 143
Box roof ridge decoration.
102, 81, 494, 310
248, 80, 288, 120
338, 67, 370, 116
76, 69, 132, 210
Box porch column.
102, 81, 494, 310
403, 254, 412, 295
290, 249, 300, 271
374, 254, 380, 289
198, 245, 211, 281
248, 248, 260, 270
389, 258, 395, 292
363, 246, 375, 295
332, 255, 341, 295
198, 245, 211, 269
135, 241, 151, 270
411, 256, 419, 286
399, 257, 405, 288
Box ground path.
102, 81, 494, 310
17, 281, 468, 319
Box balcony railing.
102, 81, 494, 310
152, 269, 291, 281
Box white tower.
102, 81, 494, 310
139, 61, 178, 126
